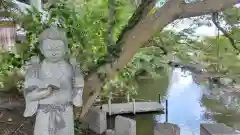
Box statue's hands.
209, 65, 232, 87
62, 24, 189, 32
39, 87, 53, 96
47, 84, 60, 91
27, 87, 52, 101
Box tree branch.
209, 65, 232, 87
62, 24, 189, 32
168, 61, 227, 86
80, 0, 238, 118
106, 0, 116, 51
212, 12, 240, 53
80, 0, 158, 118
143, 37, 168, 55
179, 0, 237, 18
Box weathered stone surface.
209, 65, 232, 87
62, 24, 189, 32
84, 108, 107, 134
105, 129, 116, 135
200, 123, 239, 135
115, 116, 136, 135
95, 102, 163, 115
153, 123, 180, 135
23, 26, 84, 135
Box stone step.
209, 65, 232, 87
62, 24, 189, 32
153, 123, 180, 135
200, 123, 239, 135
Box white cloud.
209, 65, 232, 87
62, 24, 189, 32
165, 19, 219, 38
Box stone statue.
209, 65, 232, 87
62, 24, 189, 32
23, 26, 84, 135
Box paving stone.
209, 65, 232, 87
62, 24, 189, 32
153, 123, 180, 135
115, 115, 136, 135
200, 123, 239, 135
84, 108, 107, 134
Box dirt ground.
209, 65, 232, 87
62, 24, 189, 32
0, 105, 34, 135
0, 95, 98, 135
0, 92, 104, 135
0, 108, 101, 135
0, 92, 34, 135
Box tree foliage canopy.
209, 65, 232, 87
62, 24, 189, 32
0, 0, 240, 118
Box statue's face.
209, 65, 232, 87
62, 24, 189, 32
41, 39, 66, 62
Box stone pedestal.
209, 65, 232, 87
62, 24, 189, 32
153, 123, 180, 135
115, 116, 136, 135
84, 108, 107, 134
200, 123, 239, 135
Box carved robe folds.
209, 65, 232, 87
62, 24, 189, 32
23, 58, 84, 135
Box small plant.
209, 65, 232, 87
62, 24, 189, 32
74, 119, 84, 135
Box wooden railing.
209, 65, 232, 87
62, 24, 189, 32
94, 92, 165, 116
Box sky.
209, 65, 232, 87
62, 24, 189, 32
156, 0, 240, 38
156, 0, 219, 38
155, 68, 207, 135
165, 19, 218, 37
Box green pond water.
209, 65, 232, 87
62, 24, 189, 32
108, 69, 240, 135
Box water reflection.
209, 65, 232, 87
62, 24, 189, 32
134, 68, 240, 135
136, 68, 214, 135
155, 68, 211, 135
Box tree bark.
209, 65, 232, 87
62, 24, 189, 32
80, 0, 238, 118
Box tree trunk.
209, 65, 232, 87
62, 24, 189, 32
80, 0, 238, 118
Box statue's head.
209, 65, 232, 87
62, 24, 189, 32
38, 26, 68, 62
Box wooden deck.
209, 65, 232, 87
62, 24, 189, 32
94, 102, 164, 115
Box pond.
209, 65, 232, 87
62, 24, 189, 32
133, 68, 240, 135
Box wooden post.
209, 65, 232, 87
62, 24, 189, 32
132, 99, 136, 114
158, 93, 161, 103
108, 92, 112, 115
165, 99, 168, 123
127, 92, 130, 103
